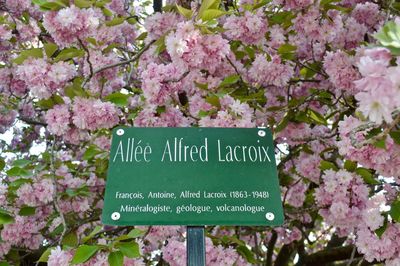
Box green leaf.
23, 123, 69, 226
74, 0, 93, 8
37, 247, 54, 263
71, 245, 100, 265
373, 137, 386, 149
236, 245, 256, 263
105, 17, 126, 27
374, 21, 400, 51
127, 228, 145, 238
108, 251, 124, 266
19, 206, 36, 216
37, 1, 66, 11
154, 36, 166, 55
62, 232, 79, 247
13, 159, 31, 167
375, 215, 387, 238
277, 44, 297, 60
136, 32, 148, 41
44, 43, 59, 57
176, 5, 192, 19
344, 160, 357, 172
389, 130, 400, 145
105, 92, 129, 107
117, 242, 140, 258
220, 74, 240, 87
205, 95, 220, 108
13, 48, 43, 64
82, 226, 102, 243
0, 158, 5, 171
390, 200, 400, 223
83, 145, 102, 160
0, 209, 14, 225
306, 108, 327, 126
6, 167, 32, 177
64, 78, 88, 99
274, 113, 290, 133
355, 167, 379, 185
198, 0, 220, 19
201, 9, 226, 21
55, 48, 85, 62
36, 95, 65, 110
319, 161, 338, 171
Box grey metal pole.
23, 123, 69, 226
187, 226, 205, 266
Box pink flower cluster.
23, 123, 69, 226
323, 50, 360, 94
355, 47, 400, 125
223, 10, 268, 45
45, 104, 71, 136
82, 50, 125, 96
351, 3, 384, 31
274, 226, 302, 245
43, 5, 102, 47
72, 97, 119, 131
284, 0, 313, 10
140, 62, 185, 105
337, 115, 400, 178
1, 215, 46, 250
0, 108, 17, 133
166, 21, 230, 73
315, 169, 369, 235
16, 178, 54, 206
144, 12, 181, 41
134, 106, 191, 128
4, 0, 31, 15
48, 247, 73, 266
162, 237, 247, 266
295, 152, 321, 183
284, 178, 308, 208
356, 223, 400, 262
199, 95, 254, 127
16, 20, 41, 42
16, 58, 76, 99
0, 25, 12, 42
248, 55, 293, 87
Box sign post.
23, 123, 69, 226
187, 226, 205, 266
102, 127, 284, 263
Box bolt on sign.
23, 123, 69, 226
102, 127, 284, 226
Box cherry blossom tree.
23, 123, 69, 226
0, 0, 400, 265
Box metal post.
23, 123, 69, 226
187, 226, 205, 266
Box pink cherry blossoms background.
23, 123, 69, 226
0, 0, 400, 265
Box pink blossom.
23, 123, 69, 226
45, 104, 71, 136
284, 0, 313, 10
351, 3, 384, 31
0, 25, 12, 41
223, 10, 268, 45
249, 55, 293, 87
48, 246, 73, 266
144, 12, 181, 41
323, 50, 360, 94
43, 6, 102, 47
72, 97, 119, 131
0, 109, 17, 134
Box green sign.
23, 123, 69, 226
102, 127, 284, 226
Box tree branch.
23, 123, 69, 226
82, 40, 156, 87
19, 116, 47, 126
302, 245, 363, 266
266, 230, 277, 266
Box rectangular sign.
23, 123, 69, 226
102, 127, 284, 226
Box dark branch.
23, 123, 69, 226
153, 0, 162, 12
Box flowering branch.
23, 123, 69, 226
49, 136, 67, 244
82, 40, 156, 87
